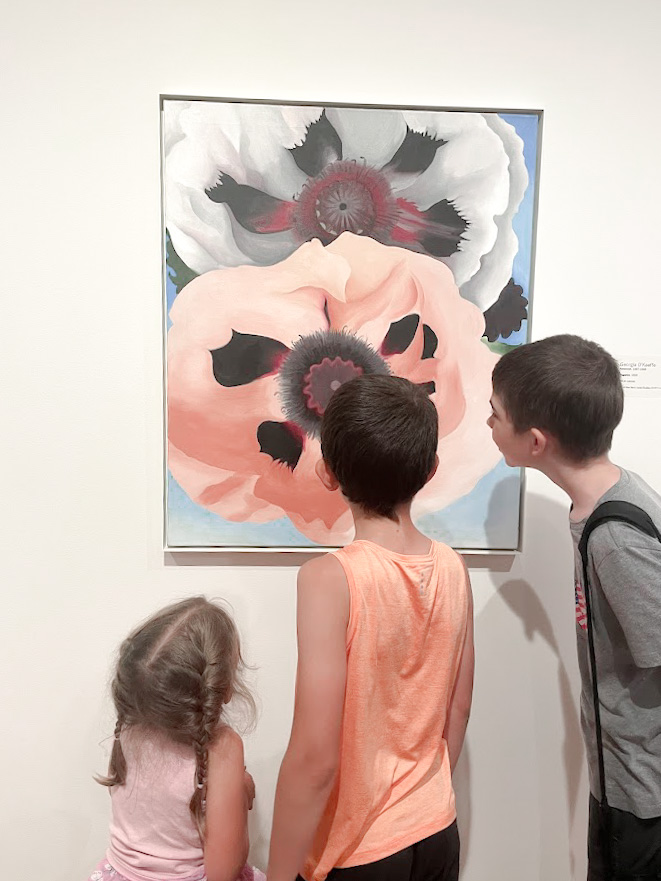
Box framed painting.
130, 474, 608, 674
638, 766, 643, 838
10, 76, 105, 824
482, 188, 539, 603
161, 96, 542, 551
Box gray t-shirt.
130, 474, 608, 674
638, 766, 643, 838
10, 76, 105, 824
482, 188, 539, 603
569, 468, 661, 818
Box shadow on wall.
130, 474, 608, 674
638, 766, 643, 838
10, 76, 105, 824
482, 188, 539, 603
454, 479, 585, 880
500, 488, 584, 871
498, 574, 584, 878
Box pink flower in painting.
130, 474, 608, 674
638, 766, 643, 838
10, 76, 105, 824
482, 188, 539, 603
167, 233, 500, 544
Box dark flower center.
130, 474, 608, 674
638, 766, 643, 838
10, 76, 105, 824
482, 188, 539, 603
247, 314, 434, 470
293, 160, 398, 245
278, 329, 390, 438
303, 356, 364, 416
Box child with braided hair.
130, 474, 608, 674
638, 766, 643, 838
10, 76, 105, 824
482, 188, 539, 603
86, 596, 265, 881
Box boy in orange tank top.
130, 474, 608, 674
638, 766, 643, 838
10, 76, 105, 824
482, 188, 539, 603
267, 375, 474, 881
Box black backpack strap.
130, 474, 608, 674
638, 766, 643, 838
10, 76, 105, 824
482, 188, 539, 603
578, 500, 661, 811
578, 501, 661, 560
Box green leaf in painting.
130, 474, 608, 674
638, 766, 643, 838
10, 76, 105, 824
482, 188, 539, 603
482, 338, 519, 356
166, 230, 198, 294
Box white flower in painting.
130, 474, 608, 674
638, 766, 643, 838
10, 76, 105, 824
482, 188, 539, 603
163, 101, 528, 311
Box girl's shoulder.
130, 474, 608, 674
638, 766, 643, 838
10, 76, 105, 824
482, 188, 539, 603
209, 725, 244, 765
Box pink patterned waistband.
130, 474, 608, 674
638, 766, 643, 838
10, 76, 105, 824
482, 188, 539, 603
86, 858, 265, 881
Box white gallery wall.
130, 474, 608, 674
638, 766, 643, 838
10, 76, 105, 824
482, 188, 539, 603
2, 1, 660, 878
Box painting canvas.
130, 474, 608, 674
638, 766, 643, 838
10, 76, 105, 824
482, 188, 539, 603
162, 97, 541, 551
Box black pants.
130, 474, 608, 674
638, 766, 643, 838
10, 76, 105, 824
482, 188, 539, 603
588, 795, 661, 880
297, 823, 460, 881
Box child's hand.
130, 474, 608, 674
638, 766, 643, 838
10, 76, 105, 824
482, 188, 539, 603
244, 768, 256, 810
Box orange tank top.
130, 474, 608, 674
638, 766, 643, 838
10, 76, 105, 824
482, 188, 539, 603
303, 539, 469, 881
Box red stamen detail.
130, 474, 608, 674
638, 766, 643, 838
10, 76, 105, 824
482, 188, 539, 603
395, 198, 467, 255
293, 160, 399, 244
390, 226, 419, 244
272, 349, 291, 375
284, 420, 305, 445
391, 197, 431, 242
395, 198, 427, 233
252, 201, 296, 233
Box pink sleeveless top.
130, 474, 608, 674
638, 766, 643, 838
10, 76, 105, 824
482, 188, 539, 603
303, 540, 470, 881
107, 729, 205, 881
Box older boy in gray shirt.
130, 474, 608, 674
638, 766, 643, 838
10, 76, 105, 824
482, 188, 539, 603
489, 334, 661, 880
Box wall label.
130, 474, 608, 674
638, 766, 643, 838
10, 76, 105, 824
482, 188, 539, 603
618, 357, 661, 396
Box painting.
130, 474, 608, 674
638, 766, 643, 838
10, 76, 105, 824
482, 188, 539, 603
162, 97, 541, 551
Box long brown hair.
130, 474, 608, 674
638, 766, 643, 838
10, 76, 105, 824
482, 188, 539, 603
97, 596, 254, 836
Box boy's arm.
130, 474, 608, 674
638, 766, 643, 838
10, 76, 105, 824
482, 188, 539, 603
204, 728, 250, 881
595, 535, 661, 668
267, 554, 349, 881
443, 561, 474, 772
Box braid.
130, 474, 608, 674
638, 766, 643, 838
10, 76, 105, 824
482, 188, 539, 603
95, 716, 127, 788
194, 733, 209, 801
189, 669, 216, 838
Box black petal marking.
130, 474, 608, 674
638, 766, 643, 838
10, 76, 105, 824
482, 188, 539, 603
420, 199, 469, 258
422, 325, 438, 360
384, 127, 447, 175
381, 314, 420, 356
205, 174, 292, 233
210, 331, 289, 388
257, 421, 303, 470
289, 111, 343, 176
483, 279, 528, 342
417, 381, 436, 396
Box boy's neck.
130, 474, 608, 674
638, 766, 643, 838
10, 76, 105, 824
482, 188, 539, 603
540, 454, 621, 522
350, 503, 433, 554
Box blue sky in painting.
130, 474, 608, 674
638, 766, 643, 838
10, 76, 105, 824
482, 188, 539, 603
165, 266, 176, 328
167, 472, 318, 548
168, 459, 522, 550
165, 110, 540, 549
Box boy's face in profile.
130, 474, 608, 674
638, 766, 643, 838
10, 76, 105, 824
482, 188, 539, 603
487, 394, 531, 468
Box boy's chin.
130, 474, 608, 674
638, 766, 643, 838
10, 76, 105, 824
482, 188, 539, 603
502, 453, 523, 468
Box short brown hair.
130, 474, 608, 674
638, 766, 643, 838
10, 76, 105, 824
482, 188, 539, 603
491, 334, 623, 461
97, 597, 254, 837
321, 374, 438, 519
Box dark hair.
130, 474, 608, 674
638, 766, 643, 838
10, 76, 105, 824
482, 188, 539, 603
491, 334, 623, 462
320, 374, 438, 520
97, 597, 254, 838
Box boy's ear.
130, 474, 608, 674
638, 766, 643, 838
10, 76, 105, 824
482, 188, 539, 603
315, 457, 340, 492
530, 427, 549, 458
425, 454, 439, 485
